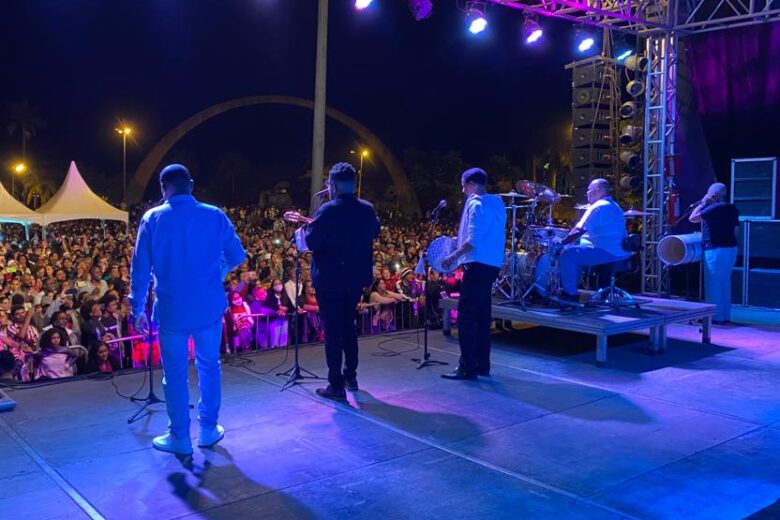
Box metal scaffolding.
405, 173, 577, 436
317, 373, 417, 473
489, 0, 777, 294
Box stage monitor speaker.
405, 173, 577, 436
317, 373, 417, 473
572, 128, 612, 148
747, 268, 780, 308
747, 220, 780, 261
573, 107, 610, 129
731, 157, 777, 219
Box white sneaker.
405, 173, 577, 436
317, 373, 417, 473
198, 425, 225, 448
152, 433, 193, 455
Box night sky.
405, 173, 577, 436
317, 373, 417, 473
0, 1, 777, 205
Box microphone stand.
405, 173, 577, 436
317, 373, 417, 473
128, 282, 165, 423
411, 205, 449, 370
278, 225, 321, 390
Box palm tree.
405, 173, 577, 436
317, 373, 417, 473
6, 100, 47, 160
21, 172, 57, 209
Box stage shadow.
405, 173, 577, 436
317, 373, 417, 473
349, 389, 486, 445
475, 376, 654, 424
166, 445, 316, 519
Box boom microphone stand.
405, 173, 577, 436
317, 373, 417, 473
411, 202, 449, 370
277, 226, 321, 390
128, 283, 165, 423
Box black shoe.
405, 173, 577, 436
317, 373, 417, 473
344, 377, 359, 391
316, 385, 347, 401
441, 369, 477, 381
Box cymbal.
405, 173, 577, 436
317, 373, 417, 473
498, 191, 530, 199
515, 179, 560, 203
505, 204, 531, 210
624, 208, 648, 217
574, 204, 589, 210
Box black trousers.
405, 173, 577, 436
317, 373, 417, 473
457, 262, 500, 374
317, 288, 362, 390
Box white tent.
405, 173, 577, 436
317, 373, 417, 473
0, 181, 44, 226
36, 161, 129, 226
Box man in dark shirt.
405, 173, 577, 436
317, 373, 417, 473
690, 182, 740, 324
306, 163, 380, 401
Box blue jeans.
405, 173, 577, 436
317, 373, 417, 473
558, 245, 626, 296
704, 247, 738, 321
159, 318, 223, 439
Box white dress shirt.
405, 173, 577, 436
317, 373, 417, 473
456, 193, 507, 268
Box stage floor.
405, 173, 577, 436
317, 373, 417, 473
2, 308, 780, 520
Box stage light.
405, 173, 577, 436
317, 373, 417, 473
620, 174, 642, 192
626, 79, 645, 97
408, 0, 433, 21
354, 0, 373, 10
578, 37, 595, 52
619, 101, 636, 118
522, 15, 543, 44
624, 55, 648, 72
619, 151, 641, 170
619, 125, 642, 145
465, 2, 487, 34
616, 49, 634, 62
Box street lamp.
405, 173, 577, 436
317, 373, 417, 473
350, 148, 370, 198
12, 162, 26, 200
115, 126, 132, 203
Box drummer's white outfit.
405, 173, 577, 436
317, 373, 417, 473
558, 196, 629, 296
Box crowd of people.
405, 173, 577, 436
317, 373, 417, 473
0, 204, 460, 383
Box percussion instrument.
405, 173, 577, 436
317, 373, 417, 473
657, 232, 703, 265
294, 227, 310, 253
624, 208, 649, 218
425, 236, 458, 274
516, 180, 561, 203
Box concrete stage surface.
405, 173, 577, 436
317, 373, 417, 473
1, 307, 779, 520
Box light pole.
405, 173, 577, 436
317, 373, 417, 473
115, 126, 132, 203
350, 149, 369, 198
12, 162, 26, 200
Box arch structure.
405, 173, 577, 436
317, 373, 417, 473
127, 95, 420, 215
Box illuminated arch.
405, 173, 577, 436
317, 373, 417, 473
127, 95, 420, 215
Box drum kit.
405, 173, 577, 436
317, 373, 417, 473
492, 182, 649, 308
423, 180, 651, 310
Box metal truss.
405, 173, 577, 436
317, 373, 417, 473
490, 0, 780, 34
641, 33, 678, 294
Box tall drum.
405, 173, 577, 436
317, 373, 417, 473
658, 232, 703, 265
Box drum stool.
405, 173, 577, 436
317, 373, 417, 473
589, 234, 642, 309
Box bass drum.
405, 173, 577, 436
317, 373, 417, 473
499, 251, 536, 281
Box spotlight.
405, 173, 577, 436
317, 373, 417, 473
408, 0, 433, 21
620, 174, 642, 192
465, 2, 487, 34
619, 151, 641, 170
575, 29, 596, 53
619, 101, 636, 118
616, 49, 634, 62
624, 55, 648, 72
354, 0, 373, 10
619, 125, 642, 145
626, 79, 645, 97
522, 15, 543, 44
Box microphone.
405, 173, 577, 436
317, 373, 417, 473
432, 199, 447, 214
312, 188, 329, 201
688, 196, 710, 208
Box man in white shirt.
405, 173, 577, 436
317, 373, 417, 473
131, 164, 246, 455
558, 178, 629, 301
441, 168, 507, 380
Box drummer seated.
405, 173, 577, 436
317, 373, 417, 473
558, 179, 630, 301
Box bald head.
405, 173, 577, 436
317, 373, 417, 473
587, 178, 610, 203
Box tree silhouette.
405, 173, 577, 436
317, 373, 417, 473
6, 100, 47, 160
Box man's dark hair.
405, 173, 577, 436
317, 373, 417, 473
461, 167, 488, 186
10, 295, 24, 306
10, 304, 25, 317
50, 310, 69, 326
159, 163, 193, 194
0, 350, 15, 377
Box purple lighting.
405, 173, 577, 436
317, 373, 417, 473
409, 0, 433, 21
523, 17, 543, 44
355, 0, 373, 10
527, 29, 543, 44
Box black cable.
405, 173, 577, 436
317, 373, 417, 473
371, 329, 421, 357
